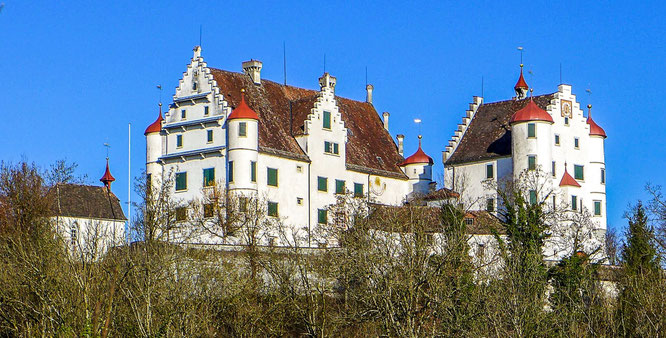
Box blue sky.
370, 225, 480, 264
1, 1, 664, 233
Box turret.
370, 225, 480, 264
100, 158, 116, 192
510, 95, 554, 180
514, 64, 529, 100
586, 104, 608, 230
399, 135, 433, 196
226, 89, 259, 194
144, 103, 164, 187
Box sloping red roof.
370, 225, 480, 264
209, 68, 405, 177
100, 159, 116, 188
399, 141, 433, 166
446, 94, 555, 165
227, 90, 259, 120
586, 110, 607, 138
144, 108, 163, 135
515, 66, 529, 90
510, 98, 554, 124
559, 168, 581, 187
423, 187, 460, 200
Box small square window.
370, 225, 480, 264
204, 106, 209, 116
486, 198, 494, 212
181, 109, 186, 119
203, 203, 214, 218
594, 201, 602, 216
574, 137, 580, 149
239, 122, 247, 137
555, 134, 560, 145
601, 168, 606, 184
175, 172, 187, 191
207, 130, 213, 143
323, 111, 331, 129
176, 134, 183, 148
486, 163, 494, 179
529, 190, 537, 205
318, 176, 328, 192
296, 165, 303, 173
175, 207, 187, 221
203, 168, 215, 187
528, 155, 536, 170
318, 209, 328, 224
297, 197, 303, 205
574, 165, 584, 180
354, 183, 364, 198
336, 179, 345, 194
527, 123, 536, 138
267, 168, 278, 186
250, 161, 257, 183
571, 195, 578, 211
267, 202, 278, 217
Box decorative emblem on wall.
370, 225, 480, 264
561, 99, 573, 118
370, 176, 387, 196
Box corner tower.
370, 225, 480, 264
226, 89, 259, 195
144, 103, 164, 188
510, 95, 554, 179
399, 135, 433, 196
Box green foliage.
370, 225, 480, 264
622, 201, 660, 276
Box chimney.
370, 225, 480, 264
382, 112, 390, 131
242, 60, 263, 85
366, 84, 374, 104
397, 134, 404, 157
318, 72, 337, 93
193, 45, 201, 59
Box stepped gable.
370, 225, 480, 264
446, 93, 555, 165
210, 68, 404, 176
50, 183, 126, 221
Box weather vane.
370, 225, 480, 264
414, 118, 422, 137
103, 142, 111, 159
517, 46, 524, 65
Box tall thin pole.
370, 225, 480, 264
127, 123, 131, 244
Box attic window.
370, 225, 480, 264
376, 156, 384, 165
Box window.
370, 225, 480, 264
486, 163, 494, 179
192, 81, 198, 91
527, 123, 536, 138
239, 122, 247, 137
267, 202, 278, 217
204, 106, 209, 116
564, 117, 569, 125
601, 168, 606, 184
70, 223, 78, 248
574, 165, 584, 180
296, 165, 303, 173
486, 198, 494, 212
552, 161, 556, 177
175, 207, 187, 221
323, 111, 331, 129
574, 137, 580, 149
203, 203, 214, 218
176, 134, 183, 148
571, 195, 578, 211
318, 176, 328, 192
464, 218, 474, 226
529, 190, 537, 205
250, 161, 257, 182
555, 134, 560, 145
181, 109, 186, 119
477, 243, 485, 257
354, 183, 364, 198
336, 179, 345, 194
528, 155, 536, 170
334, 143, 339, 155
297, 197, 303, 205
175, 172, 187, 191
203, 168, 215, 187
267, 168, 278, 186
552, 195, 557, 210
318, 209, 328, 224
228, 161, 234, 182
594, 201, 602, 216
324, 141, 339, 155
207, 130, 213, 143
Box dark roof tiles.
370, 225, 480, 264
50, 183, 126, 221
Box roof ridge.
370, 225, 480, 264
482, 92, 556, 106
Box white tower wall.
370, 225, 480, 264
227, 118, 259, 194
511, 121, 553, 178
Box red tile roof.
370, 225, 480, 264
586, 107, 607, 138
227, 90, 259, 120
559, 167, 581, 187
510, 98, 554, 124
399, 140, 433, 166
514, 66, 529, 90
100, 159, 115, 189
209, 68, 405, 177
144, 106, 163, 135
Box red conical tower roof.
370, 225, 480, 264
586, 104, 607, 138
144, 103, 163, 135
510, 98, 554, 124
559, 165, 581, 188
100, 158, 116, 190
400, 137, 433, 166
228, 89, 259, 120
514, 64, 529, 91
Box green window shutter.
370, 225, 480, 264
336, 180, 345, 194
571, 196, 577, 211
204, 106, 209, 115
528, 156, 536, 170
228, 161, 234, 182
324, 141, 331, 153
354, 183, 363, 198
251, 161, 257, 182
555, 134, 560, 145
574, 138, 580, 148
574, 165, 584, 180
601, 168, 605, 184
268, 202, 278, 217
486, 164, 494, 179
176, 135, 183, 147
529, 190, 537, 205
203, 168, 215, 187
267, 168, 278, 186
239, 122, 247, 137
318, 209, 327, 224
207, 130, 213, 142
318, 177, 328, 192
333, 143, 339, 155
594, 201, 602, 216
323, 111, 331, 129
175, 172, 187, 191
527, 123, 536, 138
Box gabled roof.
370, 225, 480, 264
559, 168, 581, 187
446, 94, 555, 166
50, 183, 126, 221
209, 68, 405, 177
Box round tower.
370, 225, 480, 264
144, 103, 164, 188
399, 135, 433, 196
586, 104, 607, 230
226, 89, 259, 195
510, 94, 554, 180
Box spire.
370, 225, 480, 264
514, 64, 529, 99
144, 103, 163, 135
100, 158, 116, 191
510, 97, 553, 124
586, 104, 607, 138
227, 89, 259, 120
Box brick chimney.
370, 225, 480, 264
242, 60, 263, 85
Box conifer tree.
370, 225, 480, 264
622, 201, 659, 276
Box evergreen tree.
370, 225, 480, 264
622, 201, 660, 276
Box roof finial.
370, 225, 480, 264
587, 104, 592, 117
514, 48, 529, 100
530, 88, 534, 98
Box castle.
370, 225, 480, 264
144, 47, 607, 258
